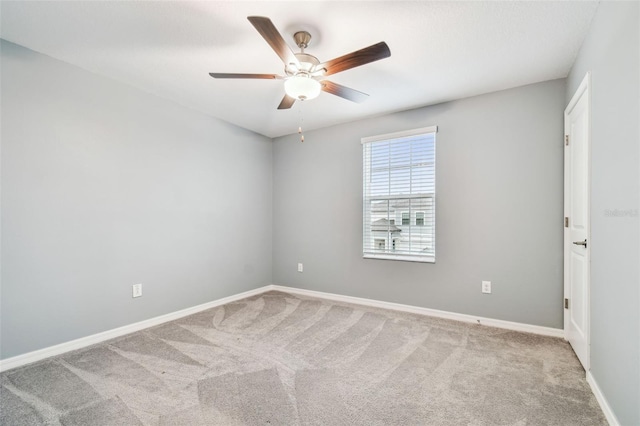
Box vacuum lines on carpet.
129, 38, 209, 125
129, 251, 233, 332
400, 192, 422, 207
0, 291, 606, 425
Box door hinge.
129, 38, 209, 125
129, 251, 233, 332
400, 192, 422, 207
564, 217, 569, 228
564, 298, 569, 309
565, 135, 569, 146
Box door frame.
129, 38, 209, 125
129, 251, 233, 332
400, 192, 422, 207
564, 71, 591, 370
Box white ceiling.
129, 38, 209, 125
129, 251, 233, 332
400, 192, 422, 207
1, 1, 598, 138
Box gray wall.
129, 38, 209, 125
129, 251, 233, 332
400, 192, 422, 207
273, 79, 566, 329
0, 40, 273, 359
566, 2, 639, 424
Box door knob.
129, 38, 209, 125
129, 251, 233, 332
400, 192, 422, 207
573, 239, 587, 248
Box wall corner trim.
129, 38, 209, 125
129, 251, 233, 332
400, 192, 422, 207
587, 371, 620, 426
270, 285, 565, 338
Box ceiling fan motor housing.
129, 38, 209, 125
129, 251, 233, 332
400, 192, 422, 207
284, 32, 323, 101
286, 52, 320, 76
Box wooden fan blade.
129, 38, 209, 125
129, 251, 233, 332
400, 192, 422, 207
317, 42, 391, 76
209, 73, 280, 79
248, 16, 300, 68
277, 94, 296, 110
321, 81, 369, 103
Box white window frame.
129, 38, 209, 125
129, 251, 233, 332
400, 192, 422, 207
362, 125, 437, 263
401, 211, 410, 225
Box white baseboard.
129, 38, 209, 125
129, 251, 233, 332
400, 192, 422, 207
270, 285, 565, 338
0, 285, 272, 373
587, 371, 620, 426
0, 283, 565, 373
2, 283, 618, 423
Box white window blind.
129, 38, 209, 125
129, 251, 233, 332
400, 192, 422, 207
362, 126, 437, 263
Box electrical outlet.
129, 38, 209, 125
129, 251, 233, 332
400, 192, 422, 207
132, 283, 142, 298
297, 263, 304, 273
482, 281, 491, 294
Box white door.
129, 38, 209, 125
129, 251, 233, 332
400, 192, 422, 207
564, 73, 591, 371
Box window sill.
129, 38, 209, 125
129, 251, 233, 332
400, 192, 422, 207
363, 253, 435, 263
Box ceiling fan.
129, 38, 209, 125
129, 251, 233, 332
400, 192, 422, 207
209, 16, 391, 110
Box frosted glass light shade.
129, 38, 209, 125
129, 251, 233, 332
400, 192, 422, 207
284, 76, 321, 101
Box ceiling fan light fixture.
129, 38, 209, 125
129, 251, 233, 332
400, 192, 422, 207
284, 75, 321, 101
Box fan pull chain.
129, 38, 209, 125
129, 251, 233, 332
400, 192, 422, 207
298, 102, 305, 142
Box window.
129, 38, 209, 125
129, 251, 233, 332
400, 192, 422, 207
362, 126, 437, 263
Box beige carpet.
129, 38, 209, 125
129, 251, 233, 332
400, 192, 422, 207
0, 290, 606, 425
